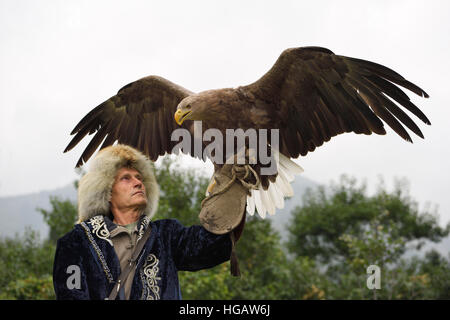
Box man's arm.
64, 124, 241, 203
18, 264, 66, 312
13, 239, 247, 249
169, 219, 232, 271
53, 230, 90, 299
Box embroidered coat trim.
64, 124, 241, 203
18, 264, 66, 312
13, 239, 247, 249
53, 216, 232, 300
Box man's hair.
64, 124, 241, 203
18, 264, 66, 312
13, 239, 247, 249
77, 144, 159, 223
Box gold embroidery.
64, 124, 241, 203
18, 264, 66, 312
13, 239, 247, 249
88, 215, 113, 246
81, 221, 114, 284
137, 215, 151, 242
140, 254, 161, 300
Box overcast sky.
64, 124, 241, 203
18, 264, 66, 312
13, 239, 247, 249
1, 0, 449, 227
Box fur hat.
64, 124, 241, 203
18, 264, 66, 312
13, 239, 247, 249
77, 144, 159, 223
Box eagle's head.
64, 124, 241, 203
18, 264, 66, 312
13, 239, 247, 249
174, 89, 229, 125
174, 94, 204, 125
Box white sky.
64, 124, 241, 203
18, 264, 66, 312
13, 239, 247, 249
1, 0, 449, 226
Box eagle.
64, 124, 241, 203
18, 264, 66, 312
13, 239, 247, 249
64, 46, 430, 219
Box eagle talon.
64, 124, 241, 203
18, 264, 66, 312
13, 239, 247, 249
206, 179, 217, 196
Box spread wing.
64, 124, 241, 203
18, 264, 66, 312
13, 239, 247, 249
243, 46, 430, 159
64, 75, 195, 167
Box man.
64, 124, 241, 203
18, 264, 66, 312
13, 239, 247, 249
53, 144, 233, 300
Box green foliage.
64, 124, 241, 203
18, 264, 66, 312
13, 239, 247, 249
0, 172, 79, 299
287, 175, 449, 264
37, 196, 78, 244
179, 216, 304, 300
153, 156, 210, 226
0, 228, 55, 299
283, 256, 328, 299
287, 174, 450, 300
417, 250, 450, 299
339, 210, 406, 269
0, 275, 54, 300
179, 264, 233, 300
327, 210, 422, 299
224, 216, 293, 299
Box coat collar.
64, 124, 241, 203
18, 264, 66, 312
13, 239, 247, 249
81, 214, 152, 246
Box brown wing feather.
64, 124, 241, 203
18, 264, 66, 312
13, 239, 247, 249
242, 46, 430, 159
65, 75, 193, 167
150, 113, 161, 161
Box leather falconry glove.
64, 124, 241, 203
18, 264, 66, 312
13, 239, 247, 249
199, 153, 260, 277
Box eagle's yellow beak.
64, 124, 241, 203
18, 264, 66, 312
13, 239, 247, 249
174, 109, 192, 125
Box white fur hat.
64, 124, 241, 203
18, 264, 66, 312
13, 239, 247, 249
77, 144, 159, 222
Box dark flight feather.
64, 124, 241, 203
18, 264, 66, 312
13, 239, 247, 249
65, 46, 430, 172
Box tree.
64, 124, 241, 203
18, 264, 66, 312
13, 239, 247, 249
0, 275, 54, 300
37, 171, 82, 244
286, 175, 450, 300
224, 216, 292, 299
414, 250, 450, 299
177, 215, 297, 300
153, 156, 210, 226
37, 196, 78, 244
0, 172, 81, 299
0, 228, 56, 299
287, 175, 449, 264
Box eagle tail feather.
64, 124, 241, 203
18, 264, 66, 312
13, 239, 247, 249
247, 151, 303, 218
247, 189, 256, 216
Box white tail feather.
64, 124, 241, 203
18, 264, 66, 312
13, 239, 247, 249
253, 188, 266, 219
247, 189, 256, 216
275, 171, 292, 197
247, 151, 304, 218
269, 182, 283, 209
262, 188, 276, 216
277, 167, 294, 196
279, 152, 304, 174
278, 163, 294, 182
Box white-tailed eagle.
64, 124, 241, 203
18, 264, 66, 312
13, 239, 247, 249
64, 46, 430, 218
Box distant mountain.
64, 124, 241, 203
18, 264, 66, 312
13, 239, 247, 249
0, 183, 77, 239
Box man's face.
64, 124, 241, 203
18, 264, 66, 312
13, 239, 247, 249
110, 167, 147, 212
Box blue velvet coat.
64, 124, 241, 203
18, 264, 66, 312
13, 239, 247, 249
53, 214, 232, 300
